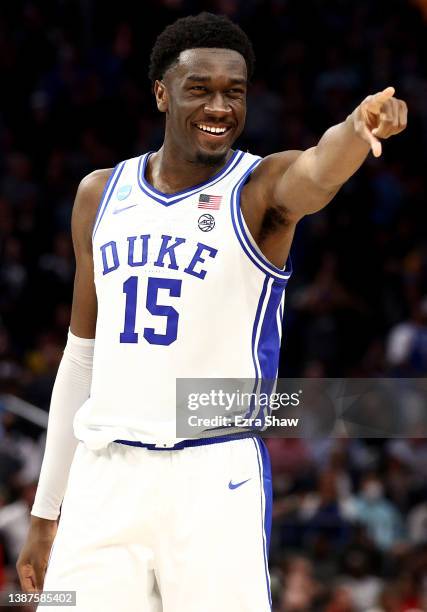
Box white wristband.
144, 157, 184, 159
31, 330, 94, 520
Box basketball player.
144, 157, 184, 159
17, 12, 407, 612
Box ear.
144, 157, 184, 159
154, 80, 168, 113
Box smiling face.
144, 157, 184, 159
154, 47, 247, 166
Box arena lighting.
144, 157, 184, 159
0, 394, 48, 428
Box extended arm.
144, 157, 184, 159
241, 87, 407, 267
272, 87, 407, 220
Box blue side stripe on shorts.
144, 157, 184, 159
252, 437, 273, 609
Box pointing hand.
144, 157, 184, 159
352, 87, 408, 157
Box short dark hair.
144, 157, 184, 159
148, 12, 255, 84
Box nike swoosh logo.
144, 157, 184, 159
228, 478, 251, 490
112, 204, 138, 215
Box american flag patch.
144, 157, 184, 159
198, 193, 222, 210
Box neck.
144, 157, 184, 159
146, 140, 233, 194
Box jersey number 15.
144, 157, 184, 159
120, 276, 181, 346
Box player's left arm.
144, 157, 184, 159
252, 86, 407, 223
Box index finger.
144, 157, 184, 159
18, 564, 38, 592
366, 86, 396, 112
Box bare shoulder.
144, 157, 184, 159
241, 150, 302, 225
251, 150, 303, 187
71, 168, 114, 251
239, 150, 304, 266
78, 167, 113, 192
73, 168, 113, 225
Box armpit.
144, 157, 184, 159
259, 205, 290, 241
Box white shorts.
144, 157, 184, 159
40, 435, 272, 611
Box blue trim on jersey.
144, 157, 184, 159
235, 172, 293, 279
137, 149, 244, 206
113, 431, 256, 451
230, 163, 292, 283
257, 279, 286, 426
92, 164, 120, 236
253, 437, 273, 609
92, 162, 126, 240
247, 277, 287, 425
246, 277, 269, 420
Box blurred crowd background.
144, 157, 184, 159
0, 0, 426, 610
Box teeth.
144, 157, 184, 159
197, 124, 227, 134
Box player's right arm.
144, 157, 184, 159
16, 168, 112, 593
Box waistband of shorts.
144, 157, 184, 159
113, 431, 257, 451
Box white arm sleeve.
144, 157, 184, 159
31, 330, 95, 520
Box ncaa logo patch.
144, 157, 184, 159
117, 184, 132, 200
198, 214, 215, 232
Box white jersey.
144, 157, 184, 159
73, 150, 292, 448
